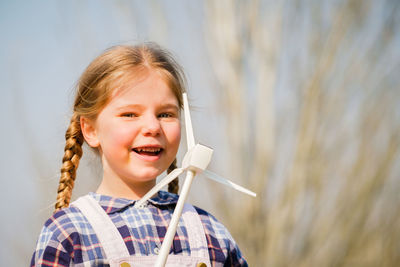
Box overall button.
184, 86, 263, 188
153, 246, 160, 254
120, 262, 131, 267
197, 263, 207, 267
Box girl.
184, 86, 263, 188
31, 43, 248, 267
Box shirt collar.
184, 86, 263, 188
89, 191, 179, 214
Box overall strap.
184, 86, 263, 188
72, 195, 130, 259
182, 203, 210, 260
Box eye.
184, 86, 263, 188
121, 113, 136, 118
158, 113, 173, 118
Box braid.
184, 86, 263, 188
55, 113, 84, 212
167, 158, 179, 194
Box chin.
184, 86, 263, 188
134, 169, 163, 181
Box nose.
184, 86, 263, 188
141, 114, 161, 136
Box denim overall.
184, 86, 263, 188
73, 195, 211, 267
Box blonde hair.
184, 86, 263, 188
55, 43, 185, 211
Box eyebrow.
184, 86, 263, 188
159, 103, 180, 110
116, 103, 179, 111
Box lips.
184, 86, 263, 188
132, 146, 163, 157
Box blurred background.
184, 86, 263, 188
1, 0, 400, 266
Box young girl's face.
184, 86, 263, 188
86, 70, 181, 193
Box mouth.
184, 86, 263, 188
132, 147, 163, 157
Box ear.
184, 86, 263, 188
80, 116, 100, 148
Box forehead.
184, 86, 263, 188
108, 69, 179, 107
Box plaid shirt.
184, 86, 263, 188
31, 191, 248, 266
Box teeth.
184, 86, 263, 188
136, 148, 161, 153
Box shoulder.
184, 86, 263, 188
31, 204, 94, 266
34, 206, 86, 248
44, 205, 88, 231
194, 206, 229, 237
193, 206, 248, 266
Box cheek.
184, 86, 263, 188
165, 123, 181, 148
98, 123, 136, 149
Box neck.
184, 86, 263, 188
96, 177, 156, 200
96, 170, 157, 200
96, 153, 158, 200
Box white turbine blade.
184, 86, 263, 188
203, 169, 257, 197
135, 168, 185, 208
183, 93, 195, 149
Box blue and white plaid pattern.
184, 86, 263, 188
31, 191, 248, 266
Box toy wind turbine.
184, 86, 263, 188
135, 93, 256, 267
